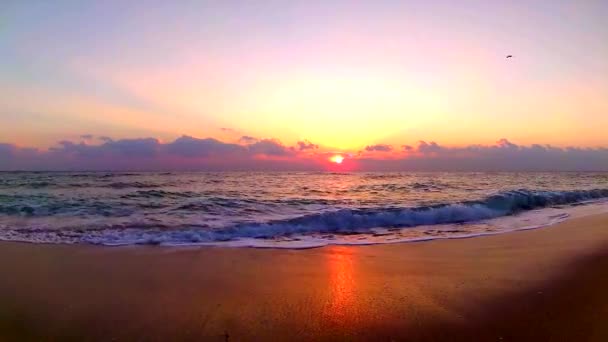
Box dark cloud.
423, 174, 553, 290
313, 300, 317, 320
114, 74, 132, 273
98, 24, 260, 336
297, 140, 319, 151
417, 141, 442, 154
248, 139, 292, 156
359, 139, 608, 171
80, 134, 94, 140
402, 145, 413, 151
365, 144, 393, 152
239, 136, 258, 144
496, 138, 518, 149
0, 144, 17, 164
104, 138, 160, 157
166, 136, 244, 157
0, 143, 15, 154
0, 135, 310, 171
98, 136, 113, 142
0, 143, 45, 170
49, 138, 160, 158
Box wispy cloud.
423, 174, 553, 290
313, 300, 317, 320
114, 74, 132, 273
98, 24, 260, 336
220, 127, 238, 133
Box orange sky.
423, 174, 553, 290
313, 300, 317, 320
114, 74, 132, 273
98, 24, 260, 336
1, 1, 607, 152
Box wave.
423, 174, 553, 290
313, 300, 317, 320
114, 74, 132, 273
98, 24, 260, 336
211, 189, 608, 238
0, 189, 607, 246
0, 193, 135, 217
105, 181, 159, 189
121, 190, 199, 199
0, 181, 161, 190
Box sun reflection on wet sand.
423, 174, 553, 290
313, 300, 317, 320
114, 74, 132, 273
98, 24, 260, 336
324, 246, 358, 325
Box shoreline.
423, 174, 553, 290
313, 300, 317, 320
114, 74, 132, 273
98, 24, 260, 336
2, 213, 608, 340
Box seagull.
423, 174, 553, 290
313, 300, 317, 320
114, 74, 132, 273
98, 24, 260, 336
506, 55, 513, 58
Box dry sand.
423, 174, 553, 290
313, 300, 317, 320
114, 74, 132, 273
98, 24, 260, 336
2, 213, 608, 341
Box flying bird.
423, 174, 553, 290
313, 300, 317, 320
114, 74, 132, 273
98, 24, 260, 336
506, 55, 513, 58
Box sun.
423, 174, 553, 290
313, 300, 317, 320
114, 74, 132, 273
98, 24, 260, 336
329, 155, 344, 164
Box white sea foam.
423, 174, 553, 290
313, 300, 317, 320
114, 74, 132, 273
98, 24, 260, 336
159, 200, 608, 248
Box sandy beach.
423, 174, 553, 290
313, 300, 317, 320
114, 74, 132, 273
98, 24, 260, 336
2, 213, 608, 341
4, 0, 607, 339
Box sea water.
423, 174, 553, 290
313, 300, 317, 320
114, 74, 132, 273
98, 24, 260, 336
0, 172, 607, 248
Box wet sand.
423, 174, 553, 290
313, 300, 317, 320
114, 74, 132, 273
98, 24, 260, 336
2, 213, 608, 341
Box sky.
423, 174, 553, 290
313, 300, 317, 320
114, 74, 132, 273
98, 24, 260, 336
1, 0, 607, 171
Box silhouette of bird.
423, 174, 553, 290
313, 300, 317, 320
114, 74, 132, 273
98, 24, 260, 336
506, 55, 513, 58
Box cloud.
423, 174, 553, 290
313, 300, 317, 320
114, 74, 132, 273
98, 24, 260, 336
1, 137, 608, 171
48, 138, 161, 158
247, 139, 293, 156
80, 134, 94, 140
220, 127, 238, 133
297, 140, 319, 151
98, 136, 113, 142
104, 138, 160, 157
0, 135, 307, 170
239, 135, 258, 144
0, 143, 46, 170
358, 139, 608, 171
416, 141, 443, 154
0, 144, 17, 164
365, 144, 393, 152
166, 136, 244, 157
496, 138, 518, 149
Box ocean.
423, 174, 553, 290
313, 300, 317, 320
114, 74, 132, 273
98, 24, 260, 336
0, 171, 607, 248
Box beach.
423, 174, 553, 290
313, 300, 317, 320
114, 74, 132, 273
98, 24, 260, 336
3, 0, 606, 339
2, 213, 608, 341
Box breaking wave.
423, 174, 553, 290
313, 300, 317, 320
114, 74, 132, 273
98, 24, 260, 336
1, 189, 607, 247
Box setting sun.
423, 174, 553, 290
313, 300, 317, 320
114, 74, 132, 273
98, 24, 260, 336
330, 155, 345, 164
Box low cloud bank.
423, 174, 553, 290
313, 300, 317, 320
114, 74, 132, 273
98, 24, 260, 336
0, 136, 305, 171
359, 139, 608, 171
1, 137, 607, 171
